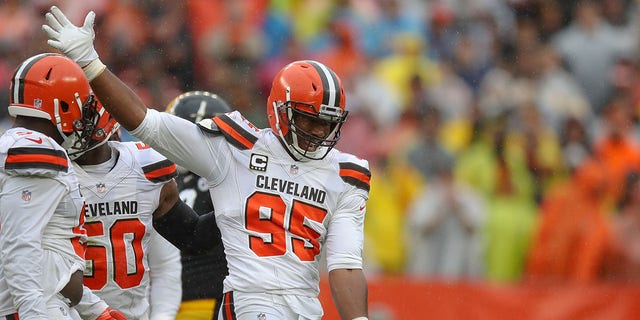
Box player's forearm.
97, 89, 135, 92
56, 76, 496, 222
90, 68, 147, 131
329, 268, 368, 319
153, 200, 222, 254
74, 286, 110, 320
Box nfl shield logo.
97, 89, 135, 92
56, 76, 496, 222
257, 313, 266, 320
290, 164, 298, 174
96, 183, 106, 193
21, 190, 31, 201
34, 98, 42, 109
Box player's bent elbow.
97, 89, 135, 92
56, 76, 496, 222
153, 200, 221, 254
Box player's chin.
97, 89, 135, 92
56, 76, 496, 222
299, 143, 319, 152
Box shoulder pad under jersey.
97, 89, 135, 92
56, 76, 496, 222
4, 131, 69, 177
338, 152, 371, 193
121, 141, 177, 183
197, 111, 259, 150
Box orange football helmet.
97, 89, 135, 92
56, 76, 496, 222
9, 53, 119, 159
267, 60, 348, 160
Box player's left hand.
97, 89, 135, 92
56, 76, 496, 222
42, 6, 99, 67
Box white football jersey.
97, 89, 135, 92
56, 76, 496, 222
72, 141, 180, 320
130, 110, 370, 300
0, 128, 86, 318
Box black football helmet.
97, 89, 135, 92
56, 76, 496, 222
166, 91, 232, 123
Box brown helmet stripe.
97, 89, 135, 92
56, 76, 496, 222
305, 60, 341, 108
11, 53, 56, 104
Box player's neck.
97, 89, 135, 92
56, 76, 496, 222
12, 116, 63, 144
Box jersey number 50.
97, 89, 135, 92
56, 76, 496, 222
83, 219, 146, 290
245, 192, 327, 261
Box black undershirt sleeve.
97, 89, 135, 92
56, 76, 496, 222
153, 200, 222, 255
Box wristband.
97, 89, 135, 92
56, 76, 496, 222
82, 58, 106, 81
352, 317, 368, 320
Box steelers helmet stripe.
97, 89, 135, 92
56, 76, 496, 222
306, 60, 341, 108
12, 53, 57, 105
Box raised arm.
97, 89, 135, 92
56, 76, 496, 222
42, 5, 229, 180
89, 69, 147, 131
42, 6, 146, 131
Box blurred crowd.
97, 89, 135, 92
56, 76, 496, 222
3, 0, 640, 285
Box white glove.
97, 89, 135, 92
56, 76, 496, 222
42, 6, 99, 67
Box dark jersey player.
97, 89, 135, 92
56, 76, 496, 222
167, 91, 230, 320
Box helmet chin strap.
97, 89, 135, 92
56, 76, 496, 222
288, 128, 325, 161
65, 121, 119, 161
59, 93, 119, 160
57, 94, 86, 159
278, 104, 327, 161
66, 137, 110, 160
273, 87, 330, 161
53, 97, 81, 159
53, 98, 66, 141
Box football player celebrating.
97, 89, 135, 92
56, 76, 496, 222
60, 78, 221, 319
0, 53, 125, 320
44, 6, 370, 320
166, 91, 230, 320
69, 107, 183, 318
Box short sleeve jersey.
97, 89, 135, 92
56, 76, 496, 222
72, 141, 177, 319
0, 128, 85, 317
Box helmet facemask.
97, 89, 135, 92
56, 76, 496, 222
274, 99, 348, 161
267, 60, 348, 161
61, 93, 119, 160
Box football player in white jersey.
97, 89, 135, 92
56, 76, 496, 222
44, 6, 370, 320
166, 91, 230, 320
71, 131, 184, 319
0, 53, 125, 320
58, 60, 222, 320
